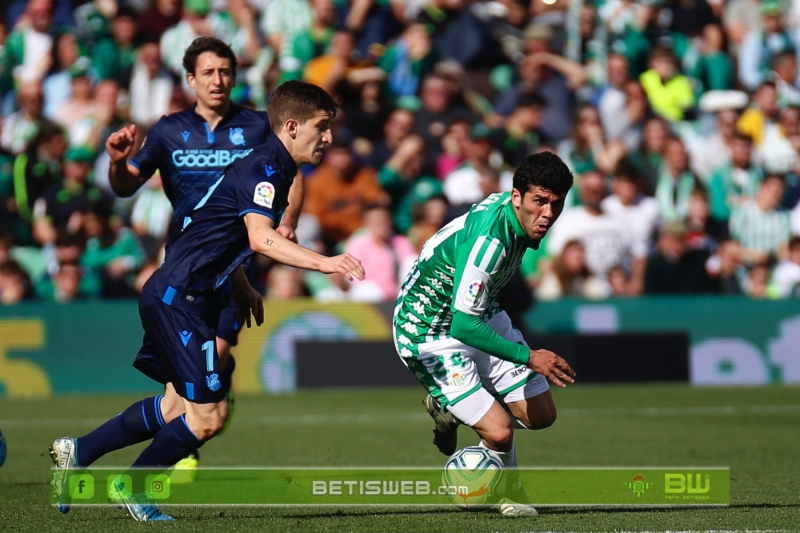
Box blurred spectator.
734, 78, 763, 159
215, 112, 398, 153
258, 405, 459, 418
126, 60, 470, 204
0, 260, 33, 304
32, 147, 112, 245
558, 104, 626, 176
685, 188, 729, 254
47, 260, 84, 302
644, 221, 717, 294
304, 29, 384, 98
365, 108, 415, 169
639, 46, 695, 122
737, 0, 800, 92
744, 260, 771, 298
91, 7, 138, 86
443, 124, 511, 207
343, 205, 416, 301
303, 137, 386, 249
770, 236, 800, 297
73, 0, 114, 46
445, 166, 502, 222
82, 206, 144, 298
377, 134, 442, 232
129, 37, 174, 128
414, 74, 479, 173
137, 0, 182, 40
730, 174, 792, 263
601, 162, 661, 260
4, 0, 54, 85
10, 122, 66, 241
495, 23, 581, 142
494, 94, 546, 168
771, 51, 800, 108
407, 195, 447, 252
378, 22, 435, 99
628, 116, 669, 194
607, 265, 630, 297
723, 0, 761, 50
536, 239, 607, 300
43, 31, 85, 119
434, 118, 469, 179
597, 54, 645, 151
547, 171, 644, 293
267, 265, 307, 299
708, 132, 762, 222
130, 171, 172, 256
689, 91, 748, 181
279, 0, 336, 82
1, 81, 48, 154
655, 137, 701, 222
262, 0, 313, 69
689, 24, 734, 94
707, 238, 745, 294
737, 81, 780, 148
54, 64, 111, 150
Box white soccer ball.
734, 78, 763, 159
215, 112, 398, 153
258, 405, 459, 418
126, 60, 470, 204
442, 446, 506, 509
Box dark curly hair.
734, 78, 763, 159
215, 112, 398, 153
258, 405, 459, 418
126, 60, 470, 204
512, 152, 574, 198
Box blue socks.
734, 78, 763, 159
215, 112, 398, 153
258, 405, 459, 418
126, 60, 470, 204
76, 396, 166, 466
131, 414, 203, 469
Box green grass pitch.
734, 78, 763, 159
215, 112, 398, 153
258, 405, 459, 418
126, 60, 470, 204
1, 384, 798, 532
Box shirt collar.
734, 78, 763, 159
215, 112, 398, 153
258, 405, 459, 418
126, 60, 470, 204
267, 134, 298, 178
503, 199, 539, 250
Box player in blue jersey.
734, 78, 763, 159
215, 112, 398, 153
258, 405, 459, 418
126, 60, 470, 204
49, 81, 364, 521
51, 38, 295, 493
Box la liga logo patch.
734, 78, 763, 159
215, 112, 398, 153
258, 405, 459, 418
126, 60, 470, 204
462, 279, 484, 307
253, 181, 275, 208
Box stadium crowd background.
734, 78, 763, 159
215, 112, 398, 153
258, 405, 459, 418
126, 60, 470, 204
2, 0, 800, 306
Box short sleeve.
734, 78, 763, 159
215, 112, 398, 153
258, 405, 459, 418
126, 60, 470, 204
452, 236, 507, 316
130, 122, 164, 178
236, 159, 286, 223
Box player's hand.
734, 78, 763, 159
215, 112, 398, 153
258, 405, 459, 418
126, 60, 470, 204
233, 283, 264, 328
527, 349, 575, 388
106, 124, 137, 163
276, 224, 297, 243
320, 254, 365, 281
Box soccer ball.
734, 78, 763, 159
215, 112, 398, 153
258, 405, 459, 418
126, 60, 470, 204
442, 446, 506, 509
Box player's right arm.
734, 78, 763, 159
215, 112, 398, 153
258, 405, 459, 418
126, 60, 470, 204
244, 213, 365, 280
105, 124, 150, 197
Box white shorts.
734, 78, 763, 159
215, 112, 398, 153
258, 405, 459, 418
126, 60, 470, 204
397, 311, 550, 427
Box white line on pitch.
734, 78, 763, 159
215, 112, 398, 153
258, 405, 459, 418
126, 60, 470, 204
2, 405, 800, 427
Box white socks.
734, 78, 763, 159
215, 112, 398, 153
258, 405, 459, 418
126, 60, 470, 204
479, 440, 521, 493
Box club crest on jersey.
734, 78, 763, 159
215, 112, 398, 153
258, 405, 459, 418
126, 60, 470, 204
229, 127, 246, 146
254, 181, 275, 208
463, 280, 483, 307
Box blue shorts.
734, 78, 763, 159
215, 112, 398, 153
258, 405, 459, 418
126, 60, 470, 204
134, 288, 234, 404
216, 299, 243, 347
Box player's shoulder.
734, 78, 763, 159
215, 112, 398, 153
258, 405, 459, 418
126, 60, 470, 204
465, 193, 512, 229
233, 105, 268, 121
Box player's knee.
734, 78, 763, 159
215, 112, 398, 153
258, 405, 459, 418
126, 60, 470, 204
526, 405, 557, 430
192, 414, 227, 440
484, 425, 514, 451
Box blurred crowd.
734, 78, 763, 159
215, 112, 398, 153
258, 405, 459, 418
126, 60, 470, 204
2, 0, 800, 306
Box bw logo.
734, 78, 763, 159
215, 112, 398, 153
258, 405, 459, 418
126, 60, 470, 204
665, 473, 711, 494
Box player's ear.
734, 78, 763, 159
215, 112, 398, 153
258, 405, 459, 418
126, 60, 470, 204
186, 72, 196, 90
511, 188, 523, 208
286, 119, 298, 139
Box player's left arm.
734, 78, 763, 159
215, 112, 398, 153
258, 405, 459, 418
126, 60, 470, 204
275, 170, 304, 242
230, 265, 264, 328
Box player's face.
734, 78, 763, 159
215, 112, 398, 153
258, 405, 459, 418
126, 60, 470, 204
511, 186, 565, 241
294, 111, 333, 165
187, 52, 235, 110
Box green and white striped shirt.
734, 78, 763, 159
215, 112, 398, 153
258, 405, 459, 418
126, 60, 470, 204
394, 192, 538, 364
730, 201, 792, 255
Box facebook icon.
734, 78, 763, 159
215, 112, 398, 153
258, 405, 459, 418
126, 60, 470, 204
68, 474, 94, 499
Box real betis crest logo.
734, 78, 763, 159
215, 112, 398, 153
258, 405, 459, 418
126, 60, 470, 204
626, 475, 652, 497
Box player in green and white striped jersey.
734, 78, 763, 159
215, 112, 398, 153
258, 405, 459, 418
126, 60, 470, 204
393, 152, 576, 516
